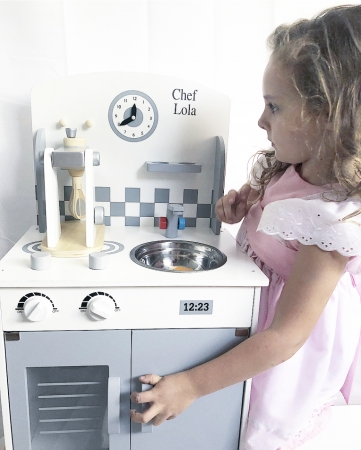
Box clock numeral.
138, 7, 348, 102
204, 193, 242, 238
123, 99, 128, 102
117, 105, 121, 109
150, 116, 153, 120
179, 300, 213, 315
133, 96, 137, 100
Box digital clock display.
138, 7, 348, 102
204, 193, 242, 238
179, 300, 213, 315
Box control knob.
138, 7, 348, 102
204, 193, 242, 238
23, 296, 53, 322
87, 295, 115, 320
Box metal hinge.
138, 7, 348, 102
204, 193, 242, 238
235, 328, 250, 337
4, 332, 20, 341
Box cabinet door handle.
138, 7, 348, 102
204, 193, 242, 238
108, 377, 121, 434
141, 383, 153, 433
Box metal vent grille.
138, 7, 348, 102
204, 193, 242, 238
27, 366, 109, 450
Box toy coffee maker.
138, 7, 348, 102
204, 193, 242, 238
39, 127, 105, 257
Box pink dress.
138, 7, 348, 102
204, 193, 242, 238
237, 165, 361, 449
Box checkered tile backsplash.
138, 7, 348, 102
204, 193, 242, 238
59, 186, 213, 227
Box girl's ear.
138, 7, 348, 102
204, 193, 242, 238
322, 110, 332, 130
325, 120, 333, 130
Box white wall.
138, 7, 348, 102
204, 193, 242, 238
0, 0, 360, 403
0, 0, 274, 256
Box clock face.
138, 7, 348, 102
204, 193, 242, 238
108, 90, 158, 142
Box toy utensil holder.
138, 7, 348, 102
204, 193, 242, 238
40, 128, 105, 257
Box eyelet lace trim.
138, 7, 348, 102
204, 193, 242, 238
280, 403, 333, 450
257, 197, 361, 256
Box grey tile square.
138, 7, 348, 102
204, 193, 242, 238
140, 203, 155, 217
110, 202, 125, 217
185, 218, 197, 227
104, 216, 111, 226
64, 186, 72, 202
125, 188, 140, 202
125, 217, 140, 226
155, 188, 170, 203
197, 204, 211, 218
183, 189, 198, 204
95, 187, 110, 202
59, 201, 65, 216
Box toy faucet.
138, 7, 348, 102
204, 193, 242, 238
159, 204, 186, 238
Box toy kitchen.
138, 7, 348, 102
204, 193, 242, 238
0, 72, 268, 450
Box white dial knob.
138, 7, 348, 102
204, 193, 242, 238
23, 297, 53, 322
87, 296, 115, 320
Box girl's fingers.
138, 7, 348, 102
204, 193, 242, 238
130, 390, 150, 405
130, 404, 163, 424
215, 190, 238, 222
139, 374, 162, 385
130, 374, 162, 404
130, 372, 197, 426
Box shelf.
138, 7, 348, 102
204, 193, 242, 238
146, 162, 202, 173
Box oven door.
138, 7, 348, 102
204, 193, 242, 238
4, 330, 131, 450
131, 328, 246, 450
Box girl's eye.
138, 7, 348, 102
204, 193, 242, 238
267, 103, 278, 113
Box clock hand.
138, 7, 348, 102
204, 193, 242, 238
119, 104, 137, 126
119, 116, 134, 126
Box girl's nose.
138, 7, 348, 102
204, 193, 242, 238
258, 116, 266, 130
258, 110, 268, 131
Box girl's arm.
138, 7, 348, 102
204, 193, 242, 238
215, 184, 258, 224
130, 244, 349, 426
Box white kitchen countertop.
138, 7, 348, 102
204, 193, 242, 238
0, 226, 269, 289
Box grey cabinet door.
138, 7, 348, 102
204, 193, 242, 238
5, 330, 131, 450
131, 329, 246, 450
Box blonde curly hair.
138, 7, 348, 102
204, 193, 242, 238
252, 4, 361, 206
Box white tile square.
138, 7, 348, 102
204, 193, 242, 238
196, 218, 211, 228
140, 188, 155, 203
110, 217, 125, 227
125, 203, 140, 217
140, 217, 155, 227
154, 203, 167, 217
197, 190, 212, 204
183, 204, 197, 217
169, 188, 184, 204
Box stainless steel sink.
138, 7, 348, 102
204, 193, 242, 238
130, 240, 227, 272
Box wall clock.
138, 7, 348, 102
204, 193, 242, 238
108, 90, 158, 142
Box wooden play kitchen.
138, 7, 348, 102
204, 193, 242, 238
0, 72, 268, 450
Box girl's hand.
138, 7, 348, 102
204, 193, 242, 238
130, 372, 198, 426
215, 184, 252, 224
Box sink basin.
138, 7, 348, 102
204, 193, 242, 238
130, 240, 227, 272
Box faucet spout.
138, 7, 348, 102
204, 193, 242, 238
165, 204, 185, 238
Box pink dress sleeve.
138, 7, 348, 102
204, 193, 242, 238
257, 195, 361, 259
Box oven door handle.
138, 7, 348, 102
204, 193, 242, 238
108, 377, 121, 434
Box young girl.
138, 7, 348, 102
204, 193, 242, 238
130, 5, 361, 448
